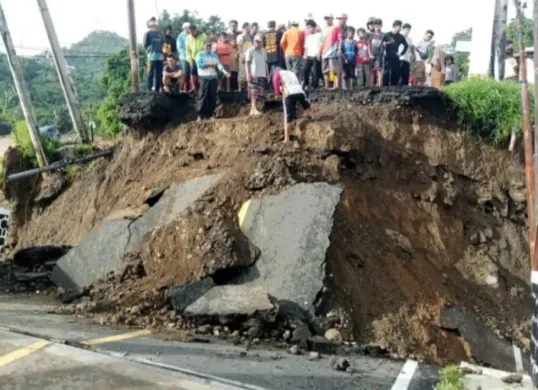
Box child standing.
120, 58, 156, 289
230, 38, 240, 91
444, 55, 459, 85
369, 19, 391, 87
356, 28, 371, 87
342, 27, 357, 90
216, 33, 232, 91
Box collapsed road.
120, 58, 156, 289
0, 87, 533, 388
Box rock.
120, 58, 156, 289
234, 183, 343, 312
460, 366, 483, 375
484, 228, 494, 239
322, 155, 341, 182
501, 373, 523, 384
308, 336, 340, 354
324, 329, 343, 345
385, 229, 413, 254
13, 272, 49, 282
470, 233, 480, 245
291, 323, 312, 349
282, 329, 291, 342
184, 284, 274, 317
166, 278, 215, 313
14, 246, 71, 269
308, 352, 321, 361
359, 344, 388, 358
105, 205, 149, 221
479, 232, 487, 243
288, 345, 302, 355
196, 324, 212, 334
329, 356, 350, 371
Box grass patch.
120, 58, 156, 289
435, 365, 464, 390
11, 120, 61, 166
443, 78, 534, 145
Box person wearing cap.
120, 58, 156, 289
280, 21, 305, 81
195, 40, 231, 121
177, 22, 191, 91
246, 35, 269, 116
273, 68, 311, 143
143, 17, 165, 92
321, 14, 342, 88
264, 21, 282, 86
303, 19, 321, 90
187, 25, 208, 92
162, 25, 178, 58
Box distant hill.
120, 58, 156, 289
0, 31, 128, 131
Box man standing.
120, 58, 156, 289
195, 40, 230, 121
273, 68, 311, 143
399, 23, 413, 86
336, 13, 348, 88
162, 25, 178, 57
264, 20, 281, 84
143, 17, 164, 92
237, 23, 254, 91
251, 22, 260, 37
246, 35, 269, 116
281, 21, 305, 80
384, 20, 408, 86
177, 22, 190, 91
228, 20, 240, 37
187, 25, 207, 92
302, 19, 321, 90
366, 17, 376, 40
321, 14, 342, 89
412, 30, 434, 86
163, 55, 183, 93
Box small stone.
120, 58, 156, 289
324, 329, 343, 345
213, 329, 220, 337
252, 338, 260, 345
484, 228, 494, 239
329, 356, 350, 371
308, 352, 321, 361
479, 232, 487, 243
470, 233, 480, 245
270, 352, 282, 360
197, 324, 212, 334
501, 373, 523, 384
461, 366, 482, 375
291, 324, 311, 349
345, 367, 355, 374
283, 330, 291, 342
288, 345, 302, 355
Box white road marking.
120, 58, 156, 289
513, 344, 524, 373
391, 359, 419, 390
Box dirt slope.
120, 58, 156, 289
3, 88, 531, 366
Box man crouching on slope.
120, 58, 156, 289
273, 68, 311, 143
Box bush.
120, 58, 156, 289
435, 365, 464, 390
12, 120, 61, 167
443, 78, 534, 145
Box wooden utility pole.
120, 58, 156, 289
36, 0, 88, 143
0, 1, 48, 168
493, 0, 509, 79
127, 0, 140, 92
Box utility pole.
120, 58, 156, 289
493, 0, 509, 79
127, 0, 140, 92
0, 2, 48, 168
36, 0, 88, 143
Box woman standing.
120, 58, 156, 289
195, 40, 231, 121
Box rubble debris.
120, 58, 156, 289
291, 322, 312, 349
460, 366, 483, 375
166, 278, 215, 313
308, 351, 321, 361
288, 345, 302, 355
501, 373, 523, 384
13, 246, 71, 269
308, 336, 340, 354
329, 356, 350, 372
324, 329, 343, 345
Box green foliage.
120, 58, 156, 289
157, 9, 226, 35
74, 144, 93, 157
12, 120, 61, 167
443, 78, 534, 144
507, 17, 534, 49
435, 365, 464, 390
451, 28, 472, 77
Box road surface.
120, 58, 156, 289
0, 294, 440, 389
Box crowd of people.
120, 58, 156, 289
142, 14, 461, 138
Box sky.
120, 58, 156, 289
0, 0, 533, 55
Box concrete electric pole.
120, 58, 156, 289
0, 2, 48, 168
127, 0, 140, 92
36, 0, 89, 143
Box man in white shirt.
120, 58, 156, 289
399, 23, 413, 86
412, 29, 434, 86
273, 68, 311, 143
302, 20, 321, 90
246, 35, 269, 116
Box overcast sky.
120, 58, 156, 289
0, 0, 533, 55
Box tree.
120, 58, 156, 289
157, 10, 225, 36
507, 17, 533, 49
451, 28, 472, 77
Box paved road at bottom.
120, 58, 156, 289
0, 294, 440, 390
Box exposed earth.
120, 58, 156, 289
0, 87, 532, 373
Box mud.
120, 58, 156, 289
2, 88, 532, 366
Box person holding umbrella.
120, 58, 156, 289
195, 40, 231, 121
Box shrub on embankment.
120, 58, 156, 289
443, 78, 535, 145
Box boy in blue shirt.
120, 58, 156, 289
342, 27, 358, 90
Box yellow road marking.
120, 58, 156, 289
238, 200, 251, 228
81, 329, 151, 346
0, 340, 49, 366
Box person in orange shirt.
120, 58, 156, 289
216, 32, 232, 91
280, 21, 305, 80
